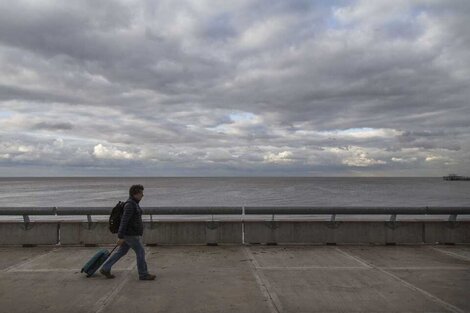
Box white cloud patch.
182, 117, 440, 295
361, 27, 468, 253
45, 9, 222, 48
203, 149, 234, 162
326, 146, 387, 168
318, 128, 402, 139
93, 144, 136, 160
425, 155, 446, 162
264, 151, 294, 163
391, 157, 417, 163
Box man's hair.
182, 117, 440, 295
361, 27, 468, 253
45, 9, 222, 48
129, 184, 144, 196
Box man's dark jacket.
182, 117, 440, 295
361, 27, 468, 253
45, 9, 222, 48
117, 196, 144, 239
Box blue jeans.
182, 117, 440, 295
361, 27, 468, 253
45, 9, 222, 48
101, 235, 149, 278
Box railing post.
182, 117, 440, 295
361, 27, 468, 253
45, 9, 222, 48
22, 214, 32, 230
242, 205, 245, 245
267, 208, 277, 245
447, 213, 459, 229
386, 213, 399, 230
327, 213, 340, 229
149, 213, 156, 229
265, 208, 279, 229
86, 214, 93, 230
448, 214, 457, 222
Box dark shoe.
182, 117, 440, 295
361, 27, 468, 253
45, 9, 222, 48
100, 268, 115, 279
139, 273, 156, 281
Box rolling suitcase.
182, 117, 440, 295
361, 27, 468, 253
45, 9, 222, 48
81, 244, 119, 277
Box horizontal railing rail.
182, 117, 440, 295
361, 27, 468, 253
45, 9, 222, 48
0, 206, 469, 215
244, 207, 470, 215
0, 207, 57, 215
55, 206, 243, 215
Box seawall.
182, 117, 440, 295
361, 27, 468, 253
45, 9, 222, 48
1, 219, 469, 246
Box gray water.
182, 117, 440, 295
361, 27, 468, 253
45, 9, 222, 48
0, 177, 468, 207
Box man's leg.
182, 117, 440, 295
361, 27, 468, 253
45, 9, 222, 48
125, 236, 149, 279
101, 241, 130, 273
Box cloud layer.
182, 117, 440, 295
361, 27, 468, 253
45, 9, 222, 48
0, 0, 469, 176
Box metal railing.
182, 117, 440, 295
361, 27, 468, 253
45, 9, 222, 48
1, 206, 469, 216
0, 206, 469, 226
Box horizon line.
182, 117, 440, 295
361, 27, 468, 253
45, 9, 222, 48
0, 175, 448, 178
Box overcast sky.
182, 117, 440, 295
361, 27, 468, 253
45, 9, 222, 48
0, 0, 469, 177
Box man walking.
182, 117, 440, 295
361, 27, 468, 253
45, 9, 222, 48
100, 184, 156, 280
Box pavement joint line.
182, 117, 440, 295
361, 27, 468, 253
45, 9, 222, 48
7, 268, 80, 272
256, 266, 368, 270
243, 246, 283, 313
428, 246, 470, 262
382, 266, 470, 270
252, 265, 470, 270
3, 247, 59, 272
6, 268, 133, 273
334, 247, 373, 269
336, 247, 466, 313
93, 259, 137, 313
92, 246, 150, 313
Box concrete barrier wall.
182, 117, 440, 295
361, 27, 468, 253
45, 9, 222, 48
244, 221, 469, 244
245, 221, 425, 244
143, 222, 242, 245
424, 221, 470, 244
59, 221, 243, 245
0, 222, 58, 245
244, 221, 387, 244
385, 222, 424, 244
0, 221, 468, 245
60, 222, 117, 245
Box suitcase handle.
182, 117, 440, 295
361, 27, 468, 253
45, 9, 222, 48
109, 244, 119, 255
100, 244, 120, 265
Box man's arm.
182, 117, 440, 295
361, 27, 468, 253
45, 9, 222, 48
117, 202, 134, 239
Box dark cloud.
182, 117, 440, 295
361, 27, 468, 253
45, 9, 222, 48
0, 0, 469, 176
32, 122, 74, 131
0, 84, 83, 104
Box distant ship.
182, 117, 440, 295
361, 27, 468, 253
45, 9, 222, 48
443, 174, 470, 181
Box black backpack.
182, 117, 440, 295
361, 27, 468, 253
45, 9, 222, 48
109, 201, 126, 233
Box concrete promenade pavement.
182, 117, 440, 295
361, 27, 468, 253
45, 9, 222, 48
0, 244, 469, 313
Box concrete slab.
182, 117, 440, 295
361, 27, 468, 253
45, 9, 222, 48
257, 268, 456, 312
332, 246, 470, 313
388, 269, 470, 312
0, 245, 468, 313
429, 245, 470, 262
247, 245, 469, 312
6, 247, 136, 272
248, 245, 369, 269
143, 245, 249, 271
0, 271, 124, 313
0, 246, 55, 270
339, 245, 470, 268
101, 246, 272, 313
